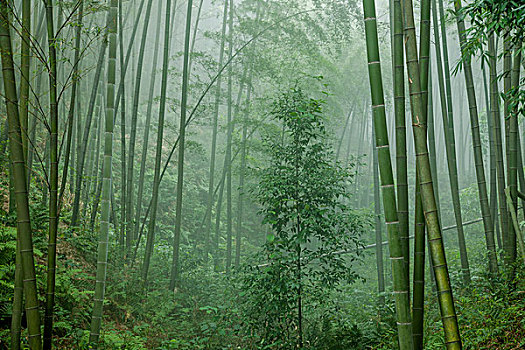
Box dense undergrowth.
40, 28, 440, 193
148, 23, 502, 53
1, 216, 524, 349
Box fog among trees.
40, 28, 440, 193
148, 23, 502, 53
0, 0, 523, 349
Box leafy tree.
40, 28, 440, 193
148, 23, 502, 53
242, 87, 364, 348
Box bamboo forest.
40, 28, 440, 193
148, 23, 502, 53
0, 0, 524, 348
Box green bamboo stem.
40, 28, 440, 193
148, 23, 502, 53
126, 0, 155, 244
58, 1, 83, 214
235, 78, 252, 268
0, 1, 42, 347
142, 0, 173, 282
118, 0, 127, 248
225, 0, 234, 273
19, 0, 30, 161
372, 121, 385, 306
453, 0, 498, 275
392, 0, 409, 287
10, 237, 22, 350
363, 0, 413, 347
169, 0, 194, 290
506, 39, 522, 269
133, 0, 162, 245
89, 0, 117, 344
502, 35, 513, 264
488, 34, 507, 254
505, 188, 525, 265
43, 0, 60, 347
204, 0, 229, 264
483, 56, 501, 250
435, 0, 475, 281
402, 0, 462, 347
412, 2, 431, 346
71, 32, 108, 227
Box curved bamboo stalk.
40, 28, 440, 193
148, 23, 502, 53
402, 0, 462, 347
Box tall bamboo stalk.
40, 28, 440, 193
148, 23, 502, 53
58, 0, 84, 213
0, 1, 42, 347
134, 0, 162, 244
392, 0, 408, 284
505, 39, 521, 271
19, 0, 30, 160
142, 0, 173, 282
225, 0, 234, 273
204, 0, 229, 264
483, 57, 501, 250
89, 0, 117, 344
453, 0, 498, 275
402, 0, 462, 347
372, 121, 385, 306
363, 0, 413, 347
71, 32, 108, 226
488, 34, 507, 255
432, 0, 473, 280
43, 0, 60, 347
235, 78, 252, 268
126, 0, 155, 243
118, 0, 127, 248
169, 0, 193, 290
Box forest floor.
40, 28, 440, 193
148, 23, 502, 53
1, 220, 525, 349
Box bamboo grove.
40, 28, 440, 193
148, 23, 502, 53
0, 0, 523, 348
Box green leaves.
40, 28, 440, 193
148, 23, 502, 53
242, 87, 366, 347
